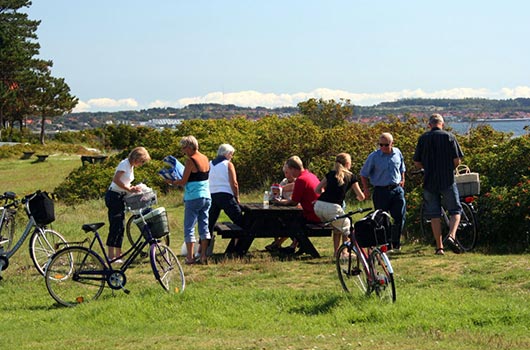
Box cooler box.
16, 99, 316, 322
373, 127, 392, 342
455, 165, 480, 197
133, 207, 169, 238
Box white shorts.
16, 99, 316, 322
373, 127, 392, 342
313, 200, 350, 236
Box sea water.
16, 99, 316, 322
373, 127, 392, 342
448, 119, 530, 137
448, 119, 529, 137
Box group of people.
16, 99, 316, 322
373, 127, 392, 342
104, 113, 465, 265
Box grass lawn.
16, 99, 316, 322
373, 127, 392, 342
0, 155, 529, 349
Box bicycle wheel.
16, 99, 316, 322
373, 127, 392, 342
454, 202, 477, 251
370, 249, 396, 303
29, 228, 68, 275
125, 214, 141, 248
336, 243, 369, 296
419, 204, 449, 245
45, 247, 106, 307
150, 242, 185, 294
0, 211, 16, 253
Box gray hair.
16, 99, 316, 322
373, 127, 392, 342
429, 113, 444, 125
380, 132, 393, 144
217, 144, 235, 157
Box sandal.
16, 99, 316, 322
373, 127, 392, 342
185, 258, 196, 265
435, 248, 445, 255
446, 237, 463, 254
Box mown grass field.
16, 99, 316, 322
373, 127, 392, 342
0, 154, 529, 350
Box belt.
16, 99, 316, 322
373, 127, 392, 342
376, 184, 399, 190
108, 187, 127, 195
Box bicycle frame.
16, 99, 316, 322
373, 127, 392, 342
0, 191, 68, 278
350, 238, 394, 291
1, 192, 49, 259
49, 210, 171, 298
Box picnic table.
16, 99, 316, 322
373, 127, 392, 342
214, 202, 332, 258
21, 151, 35, 159
81, 155, 108, 165
35, 154, 49, 162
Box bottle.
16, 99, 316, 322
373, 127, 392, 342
263, 191, 269, 209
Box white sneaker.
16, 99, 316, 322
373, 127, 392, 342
113, 258, 124, 264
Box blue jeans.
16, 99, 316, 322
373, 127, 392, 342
423, 183, 462, 219
372, 186, 406, 249
183, 197, 212, 243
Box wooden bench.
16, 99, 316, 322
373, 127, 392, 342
214, 222, 245, 238
81, 155, 108, 165
214, 221, 333, 258
304, 223, 334, 237
35, 155, 49, 162
21, 151, 35, 159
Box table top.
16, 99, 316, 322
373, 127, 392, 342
240, 202, 302, 212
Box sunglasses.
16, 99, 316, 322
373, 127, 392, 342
379, 143, 390, 147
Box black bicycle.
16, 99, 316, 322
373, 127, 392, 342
44, 206, 184, 307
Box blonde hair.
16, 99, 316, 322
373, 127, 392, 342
128, 146, 151, 164
334, 153, 352, 186
180, 135, 199, 151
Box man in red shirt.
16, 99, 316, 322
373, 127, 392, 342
272, 156, 321, 253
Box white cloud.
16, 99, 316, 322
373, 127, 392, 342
73, 97, 139, 113
74, 86, 530, 112
174, 86, 530, 109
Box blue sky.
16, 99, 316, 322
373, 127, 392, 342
25, 0, 530, 113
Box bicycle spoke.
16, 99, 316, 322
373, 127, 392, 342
150, 243, 185, 294
370, 250, 396, 303
30, 229, 68, 275
336, 243, 369, 296
45, 247, 106, 307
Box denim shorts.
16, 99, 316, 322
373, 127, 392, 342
423, 183, 462, 219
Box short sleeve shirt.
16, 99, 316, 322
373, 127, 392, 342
291, 169, 321, 223
109, 158, 133, 193
413, 127, 464, 192
360, 147, 406, 186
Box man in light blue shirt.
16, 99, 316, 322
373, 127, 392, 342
360, 132, 406, 251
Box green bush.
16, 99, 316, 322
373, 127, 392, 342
52, 113, 530, 253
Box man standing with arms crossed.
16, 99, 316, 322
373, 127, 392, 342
413, 114, 464, 255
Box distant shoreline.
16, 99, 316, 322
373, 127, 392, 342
475, 118, 530, 122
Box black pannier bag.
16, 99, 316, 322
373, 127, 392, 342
29, 191, 55, 225
354, 209, 391, 248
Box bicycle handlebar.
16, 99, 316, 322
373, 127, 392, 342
410, 169, 424, 175
1, 191, 19, 209
322, 207, 373, 225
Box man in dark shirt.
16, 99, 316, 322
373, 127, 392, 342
413, 114, 464, 255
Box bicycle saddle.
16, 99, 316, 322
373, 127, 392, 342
81, 222, 106, 233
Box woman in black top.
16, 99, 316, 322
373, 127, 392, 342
314, 153, 365, 257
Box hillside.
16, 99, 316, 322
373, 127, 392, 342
29, 98, 530, 132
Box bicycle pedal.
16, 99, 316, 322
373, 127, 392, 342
350, 268, 362, 276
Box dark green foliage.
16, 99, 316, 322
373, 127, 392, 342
52, 108, 529, 252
